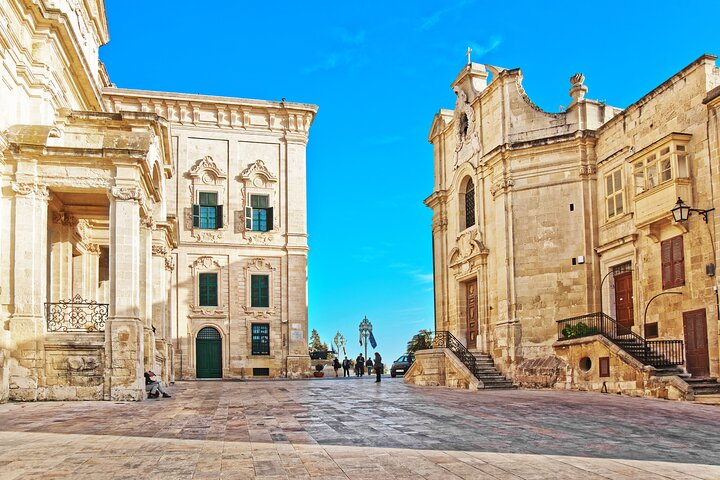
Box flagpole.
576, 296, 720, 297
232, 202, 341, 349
358, 316, 373, 364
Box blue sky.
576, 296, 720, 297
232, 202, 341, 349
102, 1, 720, 365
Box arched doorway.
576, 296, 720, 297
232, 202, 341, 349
196, 326, 222, 378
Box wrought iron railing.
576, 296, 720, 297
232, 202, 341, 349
556, 312, 684, 367
431, 331, 477, 375
45, 295, 108, 332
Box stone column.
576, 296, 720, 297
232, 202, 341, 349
85, 244, 101, 301
9, 182, 51, 401
140, 219, 154, 371
150, 244, 167, 378
106, 185, 144, 401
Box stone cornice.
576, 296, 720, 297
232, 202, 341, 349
103, 88, 317, 136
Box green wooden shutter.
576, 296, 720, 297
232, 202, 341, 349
192, 205, 200, 228
216, 205, 223, 228
267, 207, 273, 230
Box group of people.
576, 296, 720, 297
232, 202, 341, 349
332, 352, 383, 382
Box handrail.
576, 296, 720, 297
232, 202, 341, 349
45, 294, 108, 332
556, 312, 684, 367
430, 331, 477, 376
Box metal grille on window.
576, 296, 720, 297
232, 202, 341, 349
197, 326, 221, 340
252, 323, 270, 355
465, 179, 475, 228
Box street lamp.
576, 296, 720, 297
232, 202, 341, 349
672, 197, 714, 223
358, 316, 372, 360
334, 331, 345, 359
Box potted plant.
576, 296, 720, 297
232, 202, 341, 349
313, 364, 325, 377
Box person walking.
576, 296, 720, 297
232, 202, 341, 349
332, 357, 341, 377
365, 357, 373, 376
342, 356, 351, 377
356, 354, 365, 377
374, 352, 382, 383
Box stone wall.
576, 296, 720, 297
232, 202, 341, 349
553, 335, 690, 401
404, 348, 480, 390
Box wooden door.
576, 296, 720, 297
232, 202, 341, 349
466, 280, 478, 350
196, 327, 222, 378
683, 309, 710, 378
614, 272, 634, 335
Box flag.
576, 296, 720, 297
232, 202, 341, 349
369, 331, 377, 349
342, 346, 346, 356
359, 331, 363, 346
331, 346, 337, 355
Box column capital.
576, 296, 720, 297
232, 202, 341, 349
11, 182, 51, 201
151, 245, 168, 257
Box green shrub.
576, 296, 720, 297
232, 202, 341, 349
561, 322, 599, 339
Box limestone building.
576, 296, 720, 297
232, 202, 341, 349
424, 55, 720, 398
0, 0, 314, 402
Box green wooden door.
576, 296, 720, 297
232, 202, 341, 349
196, 327, 222, 378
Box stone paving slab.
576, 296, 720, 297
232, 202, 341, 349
0, 377, 720, 478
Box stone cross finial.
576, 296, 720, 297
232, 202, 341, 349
466, 47, 472, 65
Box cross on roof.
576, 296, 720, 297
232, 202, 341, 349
466, 47, 472, 65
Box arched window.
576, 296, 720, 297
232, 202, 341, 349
462, 178, 476, 229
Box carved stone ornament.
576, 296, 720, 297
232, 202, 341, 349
579, 164, 597, 177
188, 156, 227, 182
452, 87, 482, 167
110, 186, 143, 202
456, 229, 488, 262
245, 257, 275, 272
490, 178, 515, 197
52, 211, 77, 226
240, 159, 277, 183
241, 306, 276, 319
11, 182, 51, 200
152, 245, 168, 256
188, 307, 226, 318
141, 214, 156, 230
191, 255, 222, 270
193, 230, 224, 243
246, 233, 274, 245
75, 219, 90, 241
85, 243, 102, 255
164, 255, 175, 271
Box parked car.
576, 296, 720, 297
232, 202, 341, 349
309, 350, 330, 360
390, 353, 415, 377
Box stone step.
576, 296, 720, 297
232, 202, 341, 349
693, 394, 720, 405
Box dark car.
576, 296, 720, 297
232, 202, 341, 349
390, 353, 415, 377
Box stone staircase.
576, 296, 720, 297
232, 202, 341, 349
470, 351, 516, 389
653, 366, 720, 404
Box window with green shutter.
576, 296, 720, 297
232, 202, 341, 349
193, 192, 223, 229
245, 194, 273, 232
251, 274, 269, 308
199, 273, 218, 306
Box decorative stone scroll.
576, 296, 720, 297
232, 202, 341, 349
52, 211, 77, 226
11, 182, 51, 200
85, 243, 102, 255
164, 255, 175, 272
452, 87, 481, 167
490, 178, 514, 197
191, 255, 222, 270
151, 245, 168, 256
110, 186, 143, 202
141, 214, 156, 231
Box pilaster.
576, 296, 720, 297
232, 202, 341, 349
9, 181, 51, 401
106, 185, 144, 401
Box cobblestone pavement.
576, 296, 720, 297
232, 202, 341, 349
1, 377, 720, 479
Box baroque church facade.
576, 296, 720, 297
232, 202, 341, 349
425, 56, 720, 397
0, 0, 314, 402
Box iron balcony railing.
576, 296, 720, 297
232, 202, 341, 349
45, 295, 108, 332
431, 331, 477, 376
556, 312, 684, 367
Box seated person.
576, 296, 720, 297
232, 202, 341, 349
144, 370, 171, 398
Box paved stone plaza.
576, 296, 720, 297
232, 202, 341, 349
1, 378, 719, 479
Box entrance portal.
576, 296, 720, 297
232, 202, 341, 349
466, 279, 478, 350
196, 326, 222, 378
